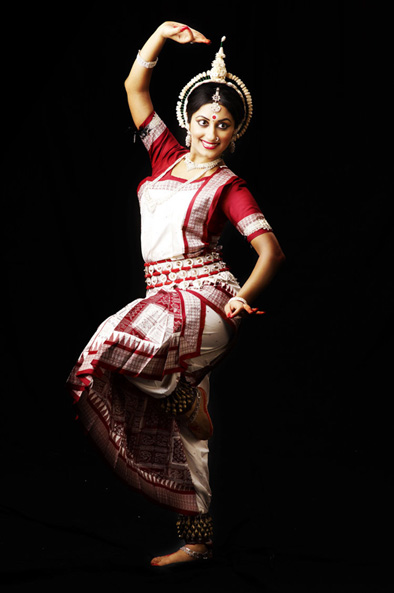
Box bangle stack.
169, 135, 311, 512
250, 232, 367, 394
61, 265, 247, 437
136, 50, 159, 69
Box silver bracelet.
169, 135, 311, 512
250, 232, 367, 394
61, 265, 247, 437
136, 50, 158, 69
228, 296, 248, 306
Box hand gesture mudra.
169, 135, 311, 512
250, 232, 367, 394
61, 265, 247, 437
159, 21, 211, 45
225, 298, 265, 319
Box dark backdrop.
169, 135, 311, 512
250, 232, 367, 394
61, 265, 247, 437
2, 2, 392, 591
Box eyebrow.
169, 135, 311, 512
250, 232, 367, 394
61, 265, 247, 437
197, 115, 232, 123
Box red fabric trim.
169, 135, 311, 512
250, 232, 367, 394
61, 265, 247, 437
139, 111, 155, 130
186, 287, 238, 329
204, 183, 226, 245
176, 289, 208, 371
87, 359, 167, 381
79, 395, 199, 515
179, 289, 187, 339
247, 227, 272, 243
102, 340, 161, 357
181, 176, 210, 255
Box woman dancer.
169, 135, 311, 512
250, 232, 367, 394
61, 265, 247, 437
67, 21, 285, 566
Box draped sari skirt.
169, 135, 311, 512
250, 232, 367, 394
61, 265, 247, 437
67, 285, 238, 515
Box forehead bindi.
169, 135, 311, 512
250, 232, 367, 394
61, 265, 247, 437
194, 104, 234, 124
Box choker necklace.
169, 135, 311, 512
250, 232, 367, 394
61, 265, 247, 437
184, 154, 223, 171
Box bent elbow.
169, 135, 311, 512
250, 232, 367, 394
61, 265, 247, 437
124, 75, 139, 95
271, 245, 286, 268
277, 249, 286, 266
124, 78, 132, 94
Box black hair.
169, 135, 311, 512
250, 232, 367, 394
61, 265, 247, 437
186, 82, 245, 130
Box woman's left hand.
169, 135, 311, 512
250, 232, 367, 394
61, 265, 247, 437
160, 22, 211, 45
225, 300, 265, 319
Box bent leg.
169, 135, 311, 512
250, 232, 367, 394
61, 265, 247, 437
150, 307, 233, 565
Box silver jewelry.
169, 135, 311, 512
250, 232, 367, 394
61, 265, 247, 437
210, 87, 222, 113
176, 36, 253, 140
228, 296, 248, 306
143, 155, 216, 212
184, 154, 223, 171
180, 545, 212, 560
185, 131, 191, 147
136, 50, 158, 69
186, 389, 201, 425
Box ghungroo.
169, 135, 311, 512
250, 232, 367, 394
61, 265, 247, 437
160, 377, 197, 416
176, 513, 214, 544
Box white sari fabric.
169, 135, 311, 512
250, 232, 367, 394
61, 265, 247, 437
67, 112, 272, 516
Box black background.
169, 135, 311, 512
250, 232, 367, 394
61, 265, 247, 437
2, 2, 392, 591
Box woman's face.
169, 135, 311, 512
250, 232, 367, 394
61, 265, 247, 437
189, 103, 235, 162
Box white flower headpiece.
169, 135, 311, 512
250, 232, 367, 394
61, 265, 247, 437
176, 37, 253, 139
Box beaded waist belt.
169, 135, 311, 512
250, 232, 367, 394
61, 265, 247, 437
144, 253, 230, 291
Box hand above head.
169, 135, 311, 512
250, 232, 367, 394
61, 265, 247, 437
125, 21, 210, 128
159, 21, 211, 45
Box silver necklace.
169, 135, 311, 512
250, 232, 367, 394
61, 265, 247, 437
143, 155, 220, 213
184, 153, 223, 171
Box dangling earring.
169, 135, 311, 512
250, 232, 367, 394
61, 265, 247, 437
230, 135, 236, 153
185, 131, 191, 148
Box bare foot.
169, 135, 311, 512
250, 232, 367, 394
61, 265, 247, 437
150, 544, 209, 566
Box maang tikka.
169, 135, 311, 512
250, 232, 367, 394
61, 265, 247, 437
211, 86, 237, 152
210, 87, 222, 115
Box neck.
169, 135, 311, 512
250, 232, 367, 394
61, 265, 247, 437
188, 149, 222, 165
184, 152, 223, 171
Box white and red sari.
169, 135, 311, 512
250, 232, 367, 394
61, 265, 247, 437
67, 113, 272, 515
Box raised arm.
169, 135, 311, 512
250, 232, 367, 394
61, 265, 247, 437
124, 22, 211, 129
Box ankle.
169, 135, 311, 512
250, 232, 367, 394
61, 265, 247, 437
176, 513, 214, 544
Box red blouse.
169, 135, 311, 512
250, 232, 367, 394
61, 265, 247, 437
137, 112, 272, 247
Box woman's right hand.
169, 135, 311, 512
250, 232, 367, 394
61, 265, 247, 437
158, 21, 211, 45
